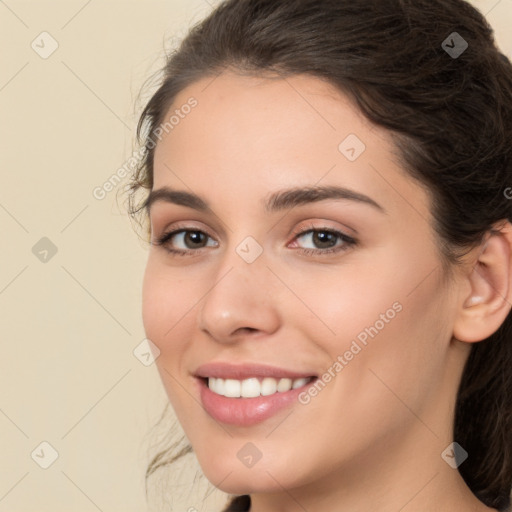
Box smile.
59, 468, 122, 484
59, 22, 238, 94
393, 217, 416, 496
207, 376, 313, 398
194, 363, 318, 426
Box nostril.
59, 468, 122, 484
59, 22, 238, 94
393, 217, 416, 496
235, 327, 259, 335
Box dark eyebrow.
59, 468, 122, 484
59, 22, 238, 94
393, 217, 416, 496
144, 185, 385, 214
144, 187, 210, 213
264, 185, 385, 213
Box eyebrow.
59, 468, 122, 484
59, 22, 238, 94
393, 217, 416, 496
144, 185, 386, 214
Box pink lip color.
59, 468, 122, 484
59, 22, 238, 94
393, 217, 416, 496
195, 362, 315, 380
198, 378, 313, 426
194, 363, 317, 427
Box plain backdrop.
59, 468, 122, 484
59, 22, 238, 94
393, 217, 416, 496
0, 1, 511, 511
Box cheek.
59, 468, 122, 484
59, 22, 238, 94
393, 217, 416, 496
141, 265, 169, 345
291, 244, 452, 398
273, 253, 453, 475
141, 258, 197, 379
281, 252, 409, 351
141, 260, 199, 423
142, 257, 190, 340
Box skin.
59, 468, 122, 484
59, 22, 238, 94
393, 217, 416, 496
142, 71, 512, 512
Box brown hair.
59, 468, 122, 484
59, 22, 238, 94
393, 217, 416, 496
128, 0, 512, 510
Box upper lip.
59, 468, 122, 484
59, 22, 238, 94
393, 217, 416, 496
194, 362, 317, 380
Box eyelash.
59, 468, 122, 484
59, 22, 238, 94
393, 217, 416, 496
153, 223, 357, 258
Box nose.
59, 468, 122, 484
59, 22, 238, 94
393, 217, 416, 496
197, 257, 281, 343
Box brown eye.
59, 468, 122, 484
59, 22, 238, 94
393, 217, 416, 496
154, 228, 219, 254
182, 231, 208, 249
311, 231, 338, 249
294, 228, 355, 252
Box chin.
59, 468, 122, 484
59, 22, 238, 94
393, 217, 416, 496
193, 443, 315, 495
201, 464, 289, 495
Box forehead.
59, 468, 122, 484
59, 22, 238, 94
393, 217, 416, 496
151, 71, 428, 219
155, 72, 389, 168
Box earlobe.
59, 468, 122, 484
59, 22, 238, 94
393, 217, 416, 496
453, 221, 512, 343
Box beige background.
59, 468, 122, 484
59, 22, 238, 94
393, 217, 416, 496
0, 1, 511, 511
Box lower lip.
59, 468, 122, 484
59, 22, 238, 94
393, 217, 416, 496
197, 378, 315, 427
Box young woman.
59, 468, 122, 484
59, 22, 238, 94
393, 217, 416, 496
128, 1, 512, 510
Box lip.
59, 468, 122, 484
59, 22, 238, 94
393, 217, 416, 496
194, 362, 317, 380
194, 362, 317, 427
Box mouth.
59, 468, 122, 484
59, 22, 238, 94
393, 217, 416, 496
194, 362, 318, 426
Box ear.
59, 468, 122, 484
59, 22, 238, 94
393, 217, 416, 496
453, 220, 512, 343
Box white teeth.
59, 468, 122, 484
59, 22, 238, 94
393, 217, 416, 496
277, 378, 292, 392
241, 378, 260, 398
207, 376, 312, 398
212, 377, 225, 396
223, 379, 241, 398
292, 377, 308, 389
260, 377, 277, 396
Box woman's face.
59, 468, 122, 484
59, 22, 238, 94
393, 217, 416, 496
142, 72, 466, 495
